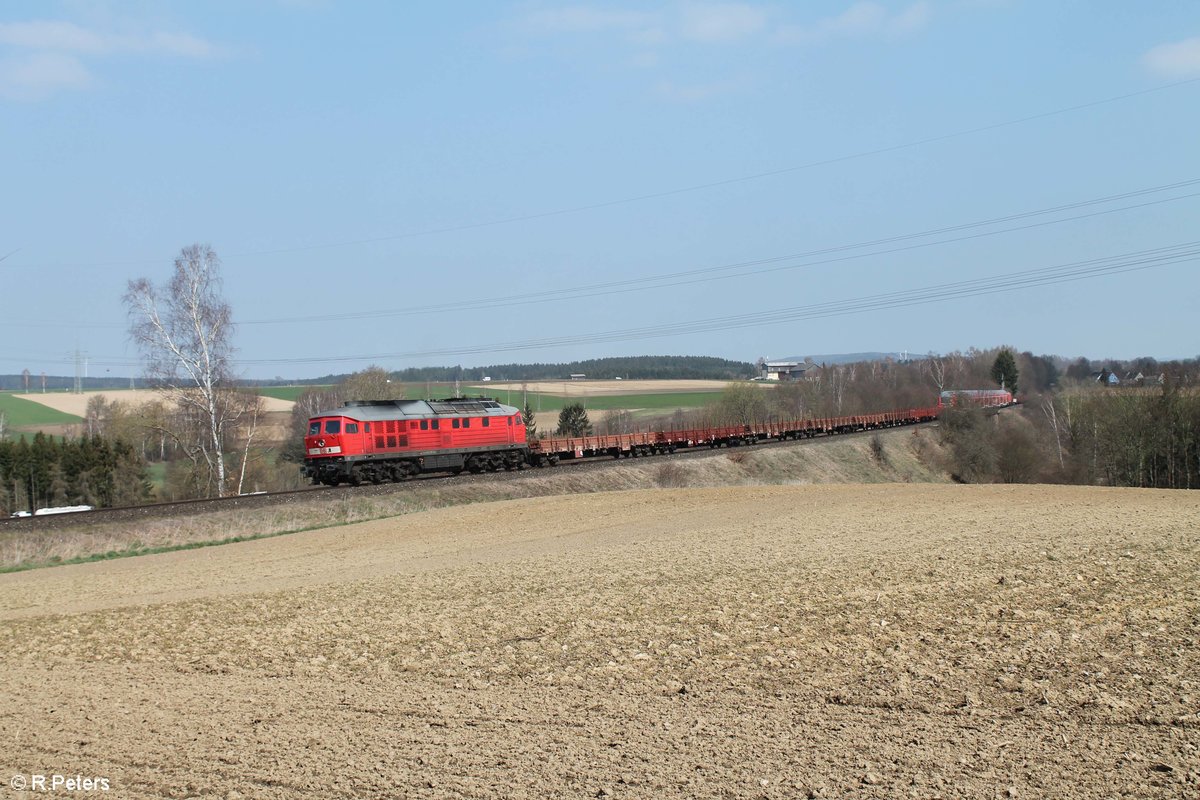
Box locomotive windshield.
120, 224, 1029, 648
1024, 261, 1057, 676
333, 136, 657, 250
308, 421, 320, 435
324, 420, 341, 434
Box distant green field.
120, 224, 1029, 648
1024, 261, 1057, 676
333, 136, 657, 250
466, 388, 725, 413
0, 393, 83, 432
252, 384, 725, 413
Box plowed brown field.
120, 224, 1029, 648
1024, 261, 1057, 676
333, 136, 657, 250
14, 390, 295, 416
1, 484, 1197, 798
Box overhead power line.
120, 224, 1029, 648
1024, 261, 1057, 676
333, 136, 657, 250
238, 180, 1200, 324
8, 177, 1192, 333
222, 241, 1198, 366
9, 241, 1195, 370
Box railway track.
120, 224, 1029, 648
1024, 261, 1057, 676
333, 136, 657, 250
0, 419, 940, 531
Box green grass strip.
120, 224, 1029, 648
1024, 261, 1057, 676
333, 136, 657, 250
0, 392, 83, 428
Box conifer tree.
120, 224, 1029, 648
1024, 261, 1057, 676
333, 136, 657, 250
522, 402, 537, 440
556, 403, 592, 436
991, 348, 1019, 394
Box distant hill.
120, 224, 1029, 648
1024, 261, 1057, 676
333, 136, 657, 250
777, 352, 917, 365
304, 356, 758, 385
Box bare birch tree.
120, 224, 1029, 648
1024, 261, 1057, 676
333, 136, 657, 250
124, 244, 237, 497
233, 391, 264, 495
828, 364, 851, 415
1040, 395, 1066, 469
925, 354, 947, 394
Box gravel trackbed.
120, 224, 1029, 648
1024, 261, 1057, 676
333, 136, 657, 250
1, 484, 1197, 798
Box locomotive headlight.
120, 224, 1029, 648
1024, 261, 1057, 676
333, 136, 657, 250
317, 439, 326, 447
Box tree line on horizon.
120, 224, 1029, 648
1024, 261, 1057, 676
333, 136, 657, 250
291, 356, 758, 386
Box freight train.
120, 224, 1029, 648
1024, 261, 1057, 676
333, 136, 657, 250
302, 389, 1015, 487
937, 389, 1014, 408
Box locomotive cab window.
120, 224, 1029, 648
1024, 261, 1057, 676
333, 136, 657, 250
345, 423, 359, 434
308, 421, 320, 435
364, 423, 371, 433
324, 420, 341, 434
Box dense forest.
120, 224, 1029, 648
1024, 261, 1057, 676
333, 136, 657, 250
0, 433, 152, 515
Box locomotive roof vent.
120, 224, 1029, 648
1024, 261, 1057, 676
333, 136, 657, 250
428, 398, 506, 414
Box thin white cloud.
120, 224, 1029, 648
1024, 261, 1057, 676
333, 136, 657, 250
139, 31, 223, 59
0, 20, 108, 53
0, 19, 223, 57
679, 3, 768, 43
516, 2, 931, 48
0, 18, 225, 100
510, 3, 934, 103
776, 1, 932, 44
522, 7, 661, 39
891, 1, 933, 36
1143, 36, 1200, 78
517, 4, 766, 46
0, 51, 92, 100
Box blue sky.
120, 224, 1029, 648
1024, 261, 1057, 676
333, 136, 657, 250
2, 1, 1198, 379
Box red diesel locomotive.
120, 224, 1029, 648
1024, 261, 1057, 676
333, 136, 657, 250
304, 397, 528, 486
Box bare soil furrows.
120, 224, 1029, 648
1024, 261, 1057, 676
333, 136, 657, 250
1, 484, 1197, 798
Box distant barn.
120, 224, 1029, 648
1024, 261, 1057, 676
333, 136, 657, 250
763, 361, 808, 381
